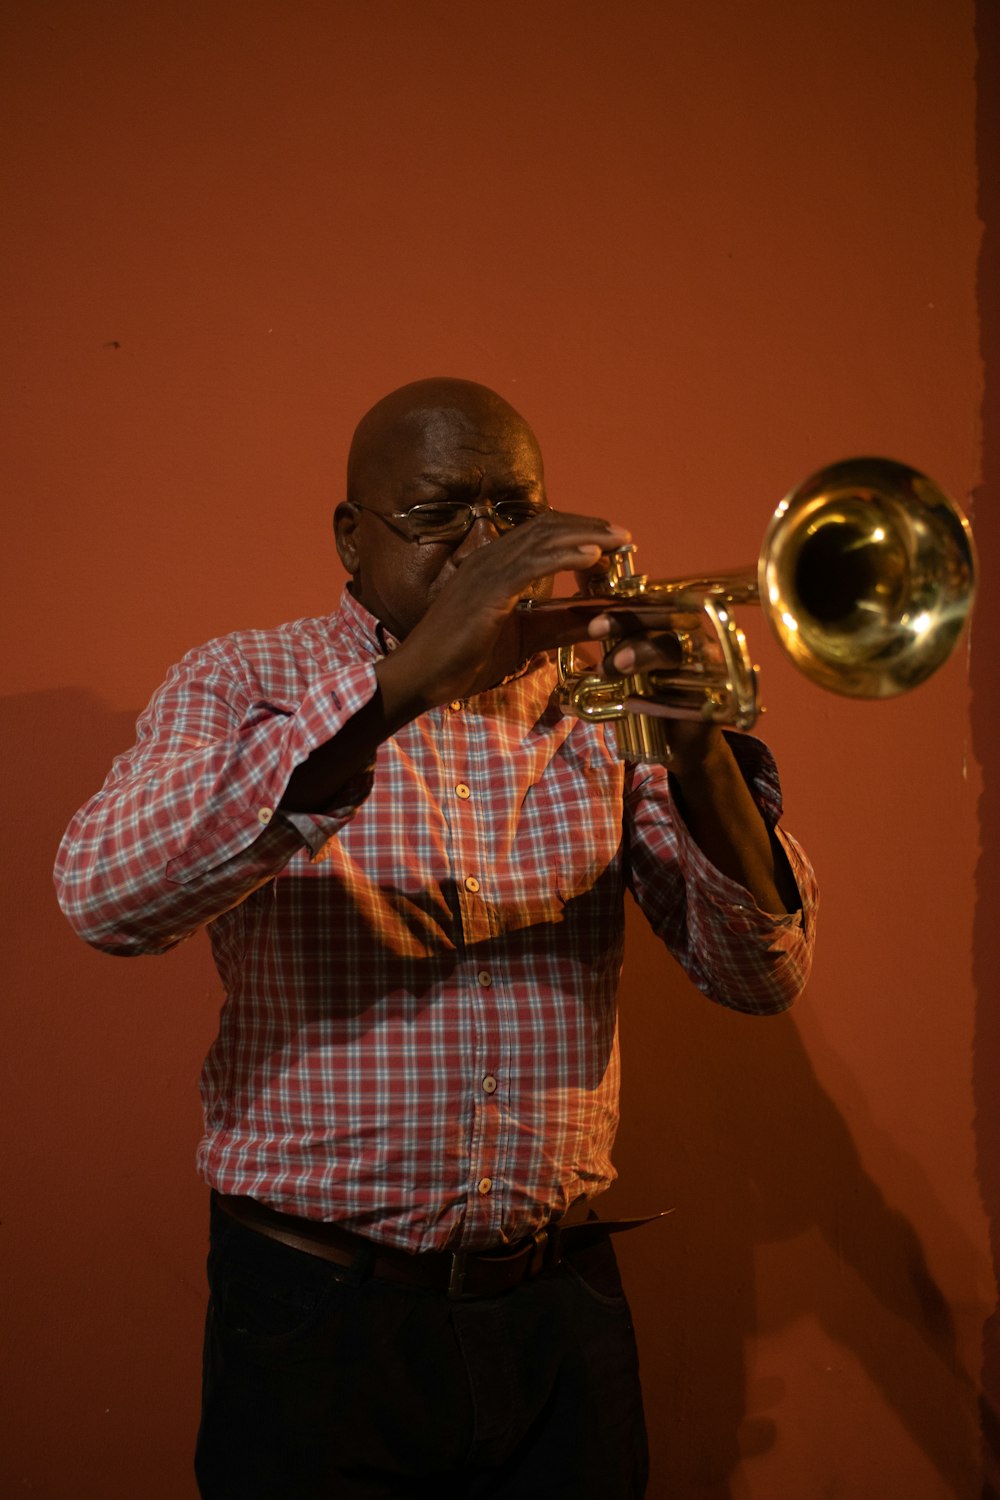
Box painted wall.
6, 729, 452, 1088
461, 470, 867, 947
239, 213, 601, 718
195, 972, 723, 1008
3, 1, 995, 1495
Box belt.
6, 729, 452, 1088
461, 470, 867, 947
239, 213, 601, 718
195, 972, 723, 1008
215, 1193, 672, 1300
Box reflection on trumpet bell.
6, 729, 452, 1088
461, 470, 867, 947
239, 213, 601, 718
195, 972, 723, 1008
552, 456, 977, 765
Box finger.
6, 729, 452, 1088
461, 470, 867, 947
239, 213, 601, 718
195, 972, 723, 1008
517, 607, 612, 658
587, 607, 703, 639
476, 527, 631, 596
620, 698, 722, 731
541, 508, 631, 537
622, 696, 683, 719
606, 631, 700, 674
572, 553, 615, 595
607, 641, 666, 675
508, 511, 628, 549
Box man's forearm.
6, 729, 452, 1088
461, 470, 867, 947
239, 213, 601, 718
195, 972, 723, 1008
278, 652, 428, 812
55, 646, 386, 954
668, 737, 800, 915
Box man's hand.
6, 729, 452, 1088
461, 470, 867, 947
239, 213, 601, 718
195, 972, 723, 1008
281, 511, 630, 815
586, 608, 722, 777
379, 511, 632, 718
584, 608, 798, 914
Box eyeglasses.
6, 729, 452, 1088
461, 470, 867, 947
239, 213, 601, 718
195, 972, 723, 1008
353, 498, 547, 543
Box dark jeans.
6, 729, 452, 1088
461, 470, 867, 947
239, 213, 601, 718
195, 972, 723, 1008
195, 1196, 649, 1499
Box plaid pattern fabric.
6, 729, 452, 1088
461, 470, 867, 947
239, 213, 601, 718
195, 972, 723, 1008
55, 588, 817, 1253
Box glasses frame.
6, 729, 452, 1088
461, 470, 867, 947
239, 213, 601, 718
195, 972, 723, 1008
352, 498, 547, 544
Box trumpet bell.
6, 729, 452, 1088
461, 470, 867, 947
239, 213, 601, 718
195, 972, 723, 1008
762, 457, 977, 699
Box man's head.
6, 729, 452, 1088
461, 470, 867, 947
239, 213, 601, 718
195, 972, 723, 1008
334, 378, 547, 639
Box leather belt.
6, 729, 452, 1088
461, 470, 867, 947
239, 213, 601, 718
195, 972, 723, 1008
215, 1193, 671, 1300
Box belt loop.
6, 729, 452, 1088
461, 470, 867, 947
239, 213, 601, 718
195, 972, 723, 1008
345, 1240, 376, 1285
533, 1227, 555, 1275
447, 1250, 469, 1299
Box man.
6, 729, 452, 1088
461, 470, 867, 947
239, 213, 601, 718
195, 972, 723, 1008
55, 378, 816, 1498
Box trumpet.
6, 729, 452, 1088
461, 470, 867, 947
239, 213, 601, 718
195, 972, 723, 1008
520, 457, 976, 765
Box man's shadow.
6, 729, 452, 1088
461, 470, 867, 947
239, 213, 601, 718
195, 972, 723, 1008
3, 686, 220, 1500
608, 905, 990, 1499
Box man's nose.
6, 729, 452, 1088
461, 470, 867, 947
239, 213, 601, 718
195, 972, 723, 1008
454, 504, 502, 555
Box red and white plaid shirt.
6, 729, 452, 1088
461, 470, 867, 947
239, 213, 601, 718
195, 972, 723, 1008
55, 588, 817, 1252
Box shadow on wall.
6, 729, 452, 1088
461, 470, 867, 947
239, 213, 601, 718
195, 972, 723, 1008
3, 687, 219, 1500
612, 908, 984, 1500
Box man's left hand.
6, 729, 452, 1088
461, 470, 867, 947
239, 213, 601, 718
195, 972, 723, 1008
586, 611, 724, 778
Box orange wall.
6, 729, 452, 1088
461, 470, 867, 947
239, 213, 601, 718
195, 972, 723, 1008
3, 2, 996, 1495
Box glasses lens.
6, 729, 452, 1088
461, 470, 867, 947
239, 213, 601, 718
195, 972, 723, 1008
403, 500, 545, 540
493, 501, 543, 529
404, 503, 470, 539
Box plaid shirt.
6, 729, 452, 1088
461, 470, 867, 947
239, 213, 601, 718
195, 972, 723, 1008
55, 588, 817, 1253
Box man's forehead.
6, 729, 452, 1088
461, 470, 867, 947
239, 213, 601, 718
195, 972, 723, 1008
347, 379, 543, 500
390, 404, 541, 478
412, 407, 536, 457
407, 400, 529, 444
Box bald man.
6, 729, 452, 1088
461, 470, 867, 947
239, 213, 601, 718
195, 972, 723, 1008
55, 378, 817, 1499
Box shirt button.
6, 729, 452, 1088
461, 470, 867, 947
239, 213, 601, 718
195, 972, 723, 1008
455, 783, 471, 800
449, 700, 463, 712
477, 970, 492, 988
477, 1177, 493, 1195
257, 807, 273, 824
482, 1074, 498, 1095
464, 875, 481, 893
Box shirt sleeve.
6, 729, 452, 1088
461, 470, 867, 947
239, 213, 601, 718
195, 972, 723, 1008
624, 731, 819, 1015
53, 636, 379, 957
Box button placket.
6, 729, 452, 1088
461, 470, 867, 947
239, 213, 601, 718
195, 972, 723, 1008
440, 702, 507, 1238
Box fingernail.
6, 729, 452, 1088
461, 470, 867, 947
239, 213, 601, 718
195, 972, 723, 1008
612, 645, 636, 672
588, 615, 612, 639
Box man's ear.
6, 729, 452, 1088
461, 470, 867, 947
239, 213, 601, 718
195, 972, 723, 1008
334, 500, 361, 574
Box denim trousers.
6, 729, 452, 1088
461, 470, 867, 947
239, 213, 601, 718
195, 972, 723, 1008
195, 1196, 649, 1499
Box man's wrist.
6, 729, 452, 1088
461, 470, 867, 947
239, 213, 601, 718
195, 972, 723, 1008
663, 725, 730, 786
375, 648, 437, 727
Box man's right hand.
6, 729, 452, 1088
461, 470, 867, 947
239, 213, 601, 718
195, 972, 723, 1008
377, 510, 632, 719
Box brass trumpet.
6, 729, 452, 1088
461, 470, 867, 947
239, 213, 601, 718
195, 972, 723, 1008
521, 457, 976, 765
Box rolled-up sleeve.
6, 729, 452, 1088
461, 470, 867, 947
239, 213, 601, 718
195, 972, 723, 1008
53, 637, 378, 956
624, 732, 818, 1014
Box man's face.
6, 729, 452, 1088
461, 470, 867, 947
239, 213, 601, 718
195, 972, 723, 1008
335, 401, 547, 640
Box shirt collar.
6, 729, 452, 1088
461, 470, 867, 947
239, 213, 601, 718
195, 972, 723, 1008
333, 585, 401, 658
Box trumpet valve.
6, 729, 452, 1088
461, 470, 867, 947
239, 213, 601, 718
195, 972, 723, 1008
606, 544, 648, 596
